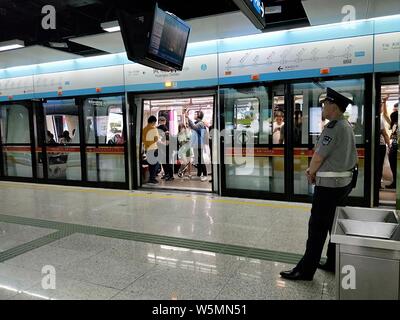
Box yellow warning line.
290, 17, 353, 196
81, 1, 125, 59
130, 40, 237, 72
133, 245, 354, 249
0, 181, 310, 211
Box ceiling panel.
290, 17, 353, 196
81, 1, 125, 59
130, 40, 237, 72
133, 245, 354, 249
70, 32, 125, 54
70, 11, 260, 54
187, 11, 260, 42
0, 45, 81, 69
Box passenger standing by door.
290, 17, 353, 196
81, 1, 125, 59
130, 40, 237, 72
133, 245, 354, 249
280, 88, 357, 280
46, 130, 56, 144
388, 102, 399, 189
142, 116, 160, 184
186, 110, 208, 181
157, 116, 174, 181
177, 123, 193, 179
377, 98, 391, 189
272, 110, 284, 144
59, 130, 72, 144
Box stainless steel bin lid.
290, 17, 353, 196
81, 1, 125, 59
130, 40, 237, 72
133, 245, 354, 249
338, 219, 399, 239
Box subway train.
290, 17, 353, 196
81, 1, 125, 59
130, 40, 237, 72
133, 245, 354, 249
0, 15, 399, 208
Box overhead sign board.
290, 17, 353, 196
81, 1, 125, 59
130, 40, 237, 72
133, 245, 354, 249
232, 0, 266, 30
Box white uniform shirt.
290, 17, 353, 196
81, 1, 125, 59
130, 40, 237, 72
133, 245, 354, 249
272, 122, 284, 144
380, 116, 387, 145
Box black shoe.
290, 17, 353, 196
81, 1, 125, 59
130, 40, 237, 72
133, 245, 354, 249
317, 262, 335, 273
280, 269, 313, 281
166, 176, 174, 181
148, 179, 159, 184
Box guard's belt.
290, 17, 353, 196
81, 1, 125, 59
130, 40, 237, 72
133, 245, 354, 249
316, 171, 352, 178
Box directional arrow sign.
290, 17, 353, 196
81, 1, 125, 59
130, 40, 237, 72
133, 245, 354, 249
278, 66, 283, 71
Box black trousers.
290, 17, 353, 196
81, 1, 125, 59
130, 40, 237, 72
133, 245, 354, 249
389, 144, 397, 187
159, 146, 173, 178
295, 183, 352, 277
193, 147, 207, 177
146, 149, 159, 181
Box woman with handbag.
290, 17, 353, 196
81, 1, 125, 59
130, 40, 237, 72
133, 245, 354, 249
388, 103, 399, 189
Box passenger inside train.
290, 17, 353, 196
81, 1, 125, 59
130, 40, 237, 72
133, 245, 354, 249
272, 110, 285, 144
378, 83, 399, 206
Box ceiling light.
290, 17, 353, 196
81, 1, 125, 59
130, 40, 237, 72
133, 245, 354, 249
49, 42, 68, 48
0, 39, 25, 52
101, 21, 120, 32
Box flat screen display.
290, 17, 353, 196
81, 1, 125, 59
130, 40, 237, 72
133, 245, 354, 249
117, 3, 190, 72
148, 5, 190, 70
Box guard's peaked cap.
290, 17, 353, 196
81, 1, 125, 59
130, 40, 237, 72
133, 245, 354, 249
323, 87, 354, 112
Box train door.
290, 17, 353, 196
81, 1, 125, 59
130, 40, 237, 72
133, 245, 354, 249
289, 77, 371, 206
0, 100, 36, 181
131, 90, 217, 193
36, 98, 83, 182
219, 84, 287, 200
34, 95, 129, 188
375, 75, 400, 207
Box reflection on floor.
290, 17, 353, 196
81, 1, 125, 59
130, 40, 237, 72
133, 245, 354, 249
379, 188, 396, 206
0, 181, 334, 300
144, 169, 212, 192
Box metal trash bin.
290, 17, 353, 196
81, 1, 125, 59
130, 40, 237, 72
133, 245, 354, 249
331, 207, 400, 300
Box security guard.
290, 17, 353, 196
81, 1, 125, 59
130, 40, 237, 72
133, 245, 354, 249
280, 87, 358, 281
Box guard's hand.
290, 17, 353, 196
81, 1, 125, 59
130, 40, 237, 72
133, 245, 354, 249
305, 168, 316, 185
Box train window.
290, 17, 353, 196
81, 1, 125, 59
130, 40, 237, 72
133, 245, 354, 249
43, 99, 80, 144
0, 104, 30, 144
221, 85, 284, 194
83, 95, 125, 183
0, 103, 33, 178
233, 97, 260, 140
292, 79, 366, 198
84, 96, 124, 145
43, 99, 81, 180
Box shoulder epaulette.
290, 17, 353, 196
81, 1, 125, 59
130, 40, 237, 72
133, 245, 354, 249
327, 120, 337, 128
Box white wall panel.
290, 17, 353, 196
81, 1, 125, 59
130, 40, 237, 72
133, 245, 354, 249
124, 54, 218, 86
219, 35, 373, 78
374, 32, 400, 65
33, 65, 124, 94
0, 76, 34, 97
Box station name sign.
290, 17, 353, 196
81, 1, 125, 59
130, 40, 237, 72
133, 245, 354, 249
233, 0, 266, 30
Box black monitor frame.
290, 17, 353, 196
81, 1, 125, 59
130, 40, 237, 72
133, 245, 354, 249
117, 3, 190, 72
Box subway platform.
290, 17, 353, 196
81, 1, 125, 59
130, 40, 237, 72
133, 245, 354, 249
0, 181, 335, 300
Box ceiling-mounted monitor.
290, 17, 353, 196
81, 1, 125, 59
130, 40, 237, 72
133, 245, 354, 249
117, 3, 191, 72
232, 0, 266, 30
